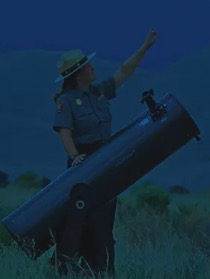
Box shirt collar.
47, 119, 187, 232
64, 85, 99, 100
74, 85, 98, 99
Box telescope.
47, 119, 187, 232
1, 89, 200, 259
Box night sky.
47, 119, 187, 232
1, 0, 210, 68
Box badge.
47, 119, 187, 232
56, 102, 64, 113
75, 98, 82, 105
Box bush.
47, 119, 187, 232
0, 170, 9, 188
116, 182, 171, 226
0, 172, 51, 247
136, 182, 171, 214
14, 171, 51, 189
14, 171, 40, 188
39, 176, 51, 188
170, 185, 190, 194
0, 190, 39, 247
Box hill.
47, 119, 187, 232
0, 47, 209, 191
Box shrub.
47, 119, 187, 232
135, 182, 171, 214
0, 180, 41, 247
116, 182, 171, 226
170, 185, 190, 194
39, 176, 51, 188
14, 171, 51, 189
0, 170, 9, 188
14, 171, 40, 188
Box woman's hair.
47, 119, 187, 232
53, 69, 81, 103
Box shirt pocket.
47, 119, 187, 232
75, 103, 94, 119
73, 103, 98, 135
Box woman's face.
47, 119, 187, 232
79, 62, 96, 84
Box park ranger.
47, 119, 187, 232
52, 29, 158, 277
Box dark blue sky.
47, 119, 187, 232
0, 0, 210, 69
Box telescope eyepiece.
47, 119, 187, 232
141, 89, 167, 121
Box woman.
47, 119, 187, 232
52, 29, 158, 277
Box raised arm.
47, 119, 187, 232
114, 29, 158, 88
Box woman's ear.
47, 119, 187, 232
76, 68, 83, 80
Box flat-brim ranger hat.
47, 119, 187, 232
55, 49, 96, 83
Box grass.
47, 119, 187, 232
1, 180, 210, 279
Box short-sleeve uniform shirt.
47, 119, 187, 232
53, 77, 116, 145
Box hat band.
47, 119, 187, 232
61, 56, 88, 77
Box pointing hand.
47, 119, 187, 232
143, 28, 158, 50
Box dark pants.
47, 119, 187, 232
51, 141, 117, 278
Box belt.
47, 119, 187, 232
75, 140, 106, 155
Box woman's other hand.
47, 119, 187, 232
71, 154, 87, 166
